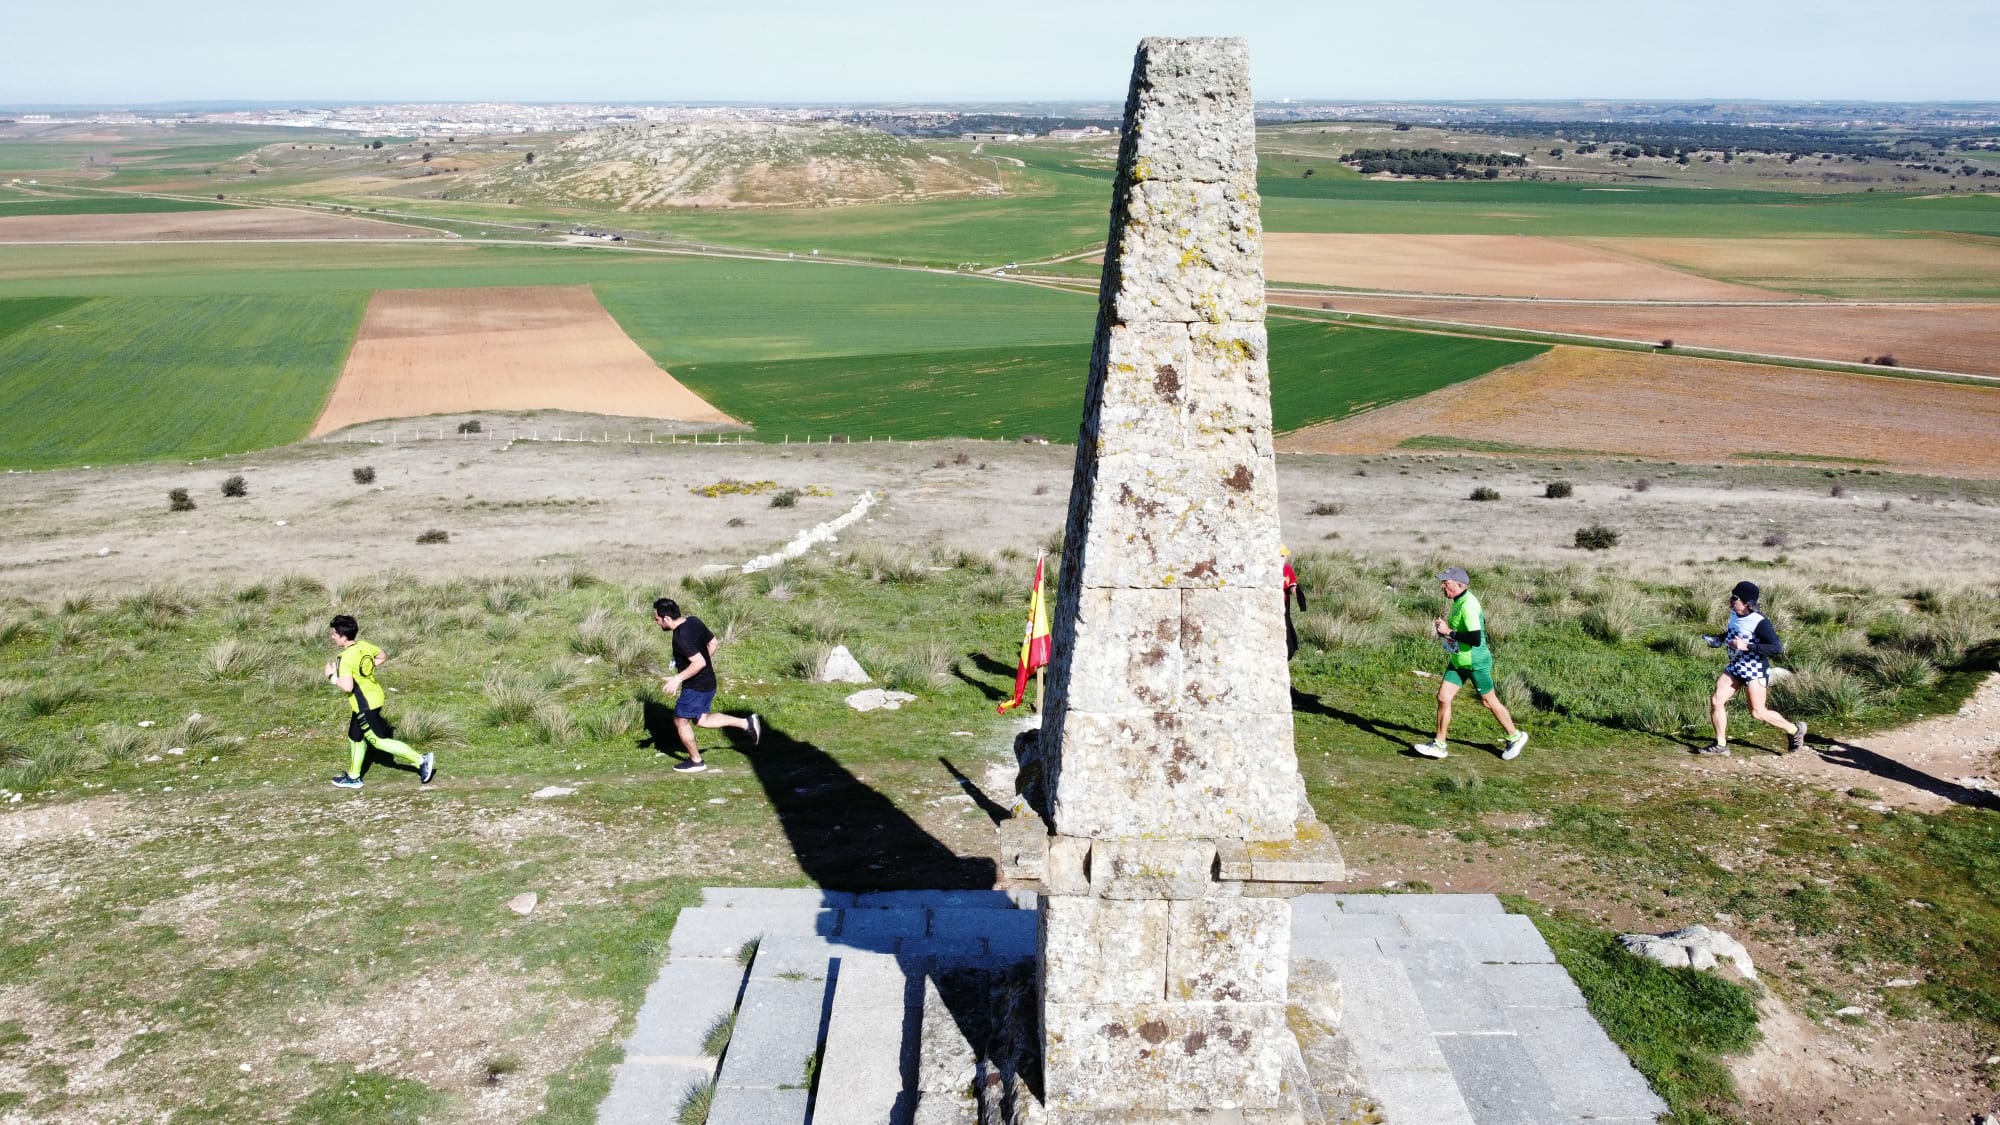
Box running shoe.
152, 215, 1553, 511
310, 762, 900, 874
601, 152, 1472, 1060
1788, 720, 1808, 754
418, 752, 435, 784
748, 714, 763, 747
1694, 744, 1731, 756
673, 759, 708, 773
1502, 732, 1528, 761
331, 773, 364, 789
1412, 740, 1449, 760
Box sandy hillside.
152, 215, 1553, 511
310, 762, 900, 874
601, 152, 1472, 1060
311, 286, 736, 435
1280, 292, 2000, 380
1261, 233, 1790, 299
0, 207, 443, 242
1279, 345, 2000, 478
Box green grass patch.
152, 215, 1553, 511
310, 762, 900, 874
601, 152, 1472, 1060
0, 296, 88, 342
289, 1063, 445, 1124
0, 294, 365, 468
671, 321, 1542, 440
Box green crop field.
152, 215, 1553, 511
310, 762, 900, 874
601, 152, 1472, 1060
0, 194, 232, 216
668, 320, 1543, 439
0, 294, 365, 468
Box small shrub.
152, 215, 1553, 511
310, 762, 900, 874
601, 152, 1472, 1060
1308, 500, 1345, 516
529, 701, 576, 744
482, 672, 549, 725
352, 466, 377, 484
701, 1011, 736, 1057
1575, 524, 1621, 551
1032, 483, 1050, 496
677, 1080, 716, 1125
1544, 481, 1573, 499
1829, 484, 1847, 498
416, 529, 450, 544
168, 488, 196, 512
770, 489, 800, 509
220, 475, 247, 498
1762, 532, 1789, 548
1631, 477, 1652, 493
691, 478, 777, 498
394, 709, 466, 746
953, 451, 971, 466
1871, 354, 1897, 367
1657, 338, 1674, 349
457, 419, 483, 434
1469, 487, 1501, 502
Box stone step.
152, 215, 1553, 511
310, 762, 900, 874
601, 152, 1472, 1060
1293, 893, 1667, 1125
606, 891, 1667, 1125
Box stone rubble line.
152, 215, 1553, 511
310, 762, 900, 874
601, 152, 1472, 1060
741, 491, 877, 574
598, 888, 1668, 1125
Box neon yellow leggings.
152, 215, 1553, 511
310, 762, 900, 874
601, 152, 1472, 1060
350, 731, 421, 777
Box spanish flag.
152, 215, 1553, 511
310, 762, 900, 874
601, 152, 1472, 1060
998, 554, 1052, 713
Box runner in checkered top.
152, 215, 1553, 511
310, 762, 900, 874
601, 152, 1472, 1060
1697, 580, 1808, 756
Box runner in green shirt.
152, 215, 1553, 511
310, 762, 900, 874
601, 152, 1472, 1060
324, 614, 432, 789
1414, 567, 1529, 761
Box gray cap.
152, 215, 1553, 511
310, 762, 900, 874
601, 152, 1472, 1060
1438, 567, 1470, 585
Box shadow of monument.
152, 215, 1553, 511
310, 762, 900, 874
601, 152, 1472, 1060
736, 718, 998, 893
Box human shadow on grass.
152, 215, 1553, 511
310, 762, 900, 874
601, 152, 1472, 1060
1291, 687, 1435, 753
954, 653, 1019, 703
1815, 739, 1998, 810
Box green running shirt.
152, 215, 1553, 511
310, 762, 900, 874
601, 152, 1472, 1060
1447, 592, 1489, 668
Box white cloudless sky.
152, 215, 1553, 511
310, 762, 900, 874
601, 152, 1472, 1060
6, 0, 1997, 105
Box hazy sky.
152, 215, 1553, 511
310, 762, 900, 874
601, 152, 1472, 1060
7, 0, 1997, 105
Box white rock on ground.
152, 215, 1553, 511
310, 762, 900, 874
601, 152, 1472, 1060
508, 892, 539, 916
530, 786, 576, 799
816, 644, 871, 684
1619, 924, 1757, 980
845, 688, 916, 712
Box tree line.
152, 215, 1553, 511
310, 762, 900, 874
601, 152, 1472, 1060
1340, 147, 1527, 179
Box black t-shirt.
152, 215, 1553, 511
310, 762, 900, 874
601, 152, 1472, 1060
671, 616, 718, 692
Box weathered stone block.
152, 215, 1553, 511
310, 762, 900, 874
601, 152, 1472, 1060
1089, 839, 1217, 900
1119, 37, 1257, 186
1040, 897, 1168, 1004
1066, 450, 1281, 591
1044, 835, 1093, 896
1166, 897, 1289, 1004
1180, 587, 1291, 712
1059, 588, 1186, 713
1185, 322, 1273, 443
997, 813, 1048, 882
1090, 322, 1195, 459
1108, 179, 1263, 326
1048, 711, 1302, 841
1042, 1000, 1290, 1111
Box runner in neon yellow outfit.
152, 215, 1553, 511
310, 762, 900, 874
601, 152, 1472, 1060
1414, 567, 1528, 762
324, 614, 432, 789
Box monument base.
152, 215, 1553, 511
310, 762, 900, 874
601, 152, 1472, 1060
598, 889, 1668, 1125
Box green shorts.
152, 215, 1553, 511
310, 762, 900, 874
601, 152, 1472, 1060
1444, 659, 1496, 695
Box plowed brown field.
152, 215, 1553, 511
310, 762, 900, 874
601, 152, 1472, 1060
311, 286, 735, 436
0, 208, 443, 241
1581, 236, 2000, 299
1261, 233, 1789, 299
1283, 294, 2000, 379
1278, 345, 2000, 478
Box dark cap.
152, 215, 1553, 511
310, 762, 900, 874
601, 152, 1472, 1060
1438, 567, 1470, 586
1730, 580, 1760, 606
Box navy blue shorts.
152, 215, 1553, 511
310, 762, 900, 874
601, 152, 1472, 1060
675, 688, 717, 720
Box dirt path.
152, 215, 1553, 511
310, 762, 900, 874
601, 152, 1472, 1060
1711, 674, 2000, 812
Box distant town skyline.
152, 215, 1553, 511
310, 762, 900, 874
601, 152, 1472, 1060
8, 0, 1998, 106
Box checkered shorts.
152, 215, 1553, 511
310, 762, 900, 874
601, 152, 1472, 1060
1724, 637, 1768, 682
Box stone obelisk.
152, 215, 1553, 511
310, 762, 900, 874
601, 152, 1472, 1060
1028, 36, 1343, 1121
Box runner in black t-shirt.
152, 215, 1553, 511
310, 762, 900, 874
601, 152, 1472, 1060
653, 597, 762, 773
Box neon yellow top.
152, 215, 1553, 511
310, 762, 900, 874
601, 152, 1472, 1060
337, 640, 386, 712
